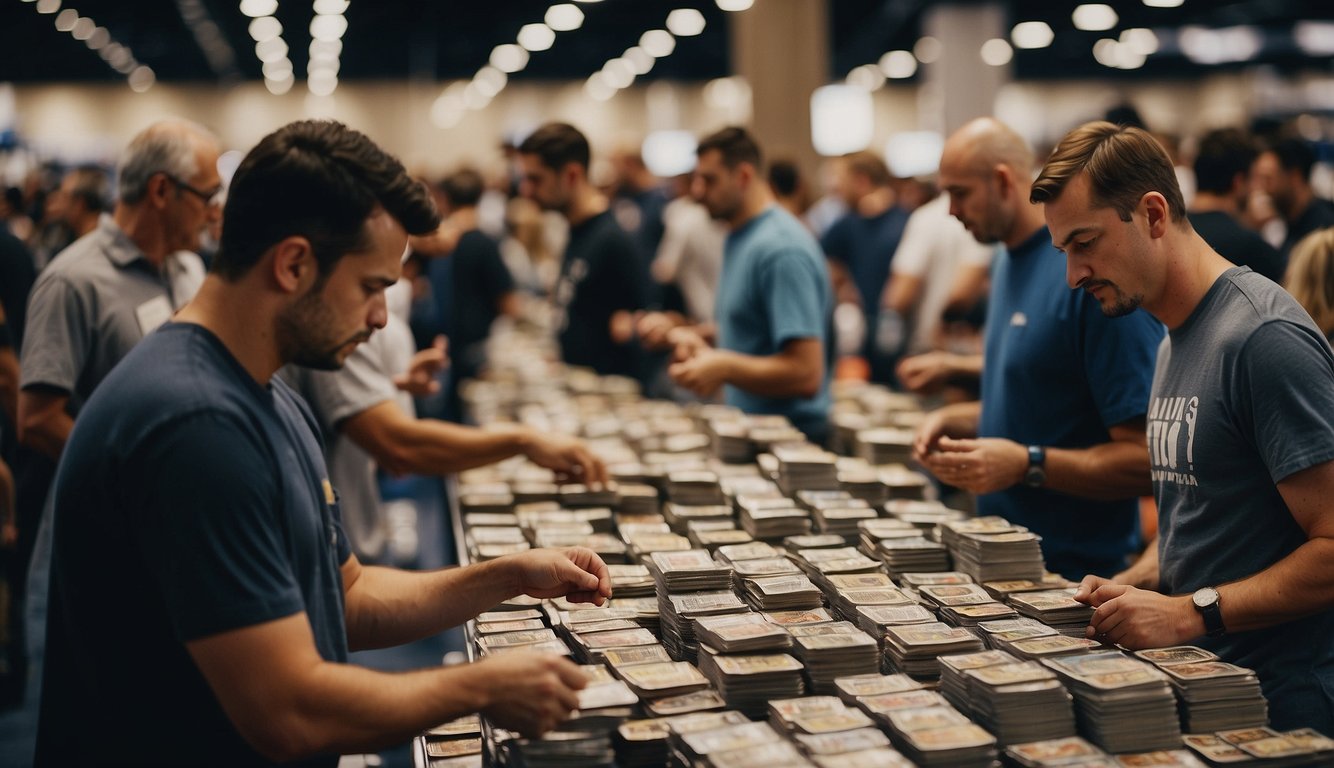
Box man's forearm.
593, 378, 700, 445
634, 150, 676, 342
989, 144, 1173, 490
1042, 440, 1153, 500
343, 559, 517, 650
343, 401, 530, 476
18, 404, 73, 461
718, 349, 821, 399
1216, 537, 1334, 635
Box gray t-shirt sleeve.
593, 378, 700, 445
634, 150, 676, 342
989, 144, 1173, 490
300, 336, 399, 430
1232, 320, 1334, 483
19, 272, 87, 393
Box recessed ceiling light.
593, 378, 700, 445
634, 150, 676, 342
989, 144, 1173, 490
517, 23, 556, 52
980, 38, 1013, 66
1073, 4, 1118, 32
666, 8, 706, 37
1011, 21, 1054, 49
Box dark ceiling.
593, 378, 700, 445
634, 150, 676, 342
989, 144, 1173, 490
2, 0, 1333, 87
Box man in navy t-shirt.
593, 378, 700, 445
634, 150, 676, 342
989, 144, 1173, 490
913, 118, 1164, 580
37, 120, 611, 767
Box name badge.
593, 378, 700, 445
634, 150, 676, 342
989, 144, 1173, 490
135, 295, 173, 334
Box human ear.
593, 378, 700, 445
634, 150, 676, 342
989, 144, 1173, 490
269, 236, 317, 293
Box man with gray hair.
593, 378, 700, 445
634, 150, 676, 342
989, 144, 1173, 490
11, 118, 220, 764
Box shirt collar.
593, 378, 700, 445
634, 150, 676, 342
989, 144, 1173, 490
97, 213, 152, 269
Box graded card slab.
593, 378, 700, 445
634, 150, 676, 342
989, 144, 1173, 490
602, 645, 673, 667
644, 689, 727, 716
833, 673, 924, 697
617, 661, 709, 692
1131, 646, 1218, 666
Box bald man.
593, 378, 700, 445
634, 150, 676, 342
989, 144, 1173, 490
912, 118, 1165, 580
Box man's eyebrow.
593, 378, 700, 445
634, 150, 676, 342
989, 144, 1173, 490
1056, 225, 1099, 249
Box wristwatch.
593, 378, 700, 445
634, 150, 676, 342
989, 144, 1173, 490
1023, 445, 1046, 488
1192, 587, 1226, 638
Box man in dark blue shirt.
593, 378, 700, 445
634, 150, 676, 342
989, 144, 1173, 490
913, 118, 1164, 580
37, 120, 610, 768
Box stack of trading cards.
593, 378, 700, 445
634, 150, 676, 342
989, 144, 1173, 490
854, 688, 952, 725
613, 660, 712, 700
838, 466, 890, 507
423, 716, 483, 768
786, 534, 851, 553
707, 741, 812, 768
761, 607, 837, 628
1004, 736, 1114, 767
812, 505, 879, 541
1043, 651, 1183, 753
568, 626, 661, 664
897, 571, 972, 588
663, 503, 734, 533
883, 500, 968, 530
650, 550, 735, 592
936, 649, 1019, 709
1007, 588, 1096, 636
739, 573, 826, 612
826, 580, 915, 625
510, 482, 561, 505
730, 556, 806, 590
689, 528, 757, 554
881, 622, 985, 679
879, 465, 931, 502
709, 420, 755, 464
672, 717, 784, 766
475, 608, 547, 637
832, 673, 925, 709
938, 601, 1019, 628
476, 627, 571, 657
601, 597, 663, 635
605, 564, 656, 598
917, 582, 995, 610
559, 483, 621, 508
881, 705, 998, 768
1000, 633, 1103, 661
856, 519, 920, 556
601, 644, 675, 671
568, 676, 641, 730
693, 612, 794, 654
854, 604, 937, 642
876, 537, 952, 575
614, 718, 676, 768
958, 660, 1078, 744
788, 622, 881, 694
981, 575, 1070, 601
1184, 728, 1331, 766
793, 547, 884, 579
715, 541, 783, 564
615, 483, 660, 516
642, 689, 729, 718
504, 729, 615, 768
767, 695, 860, 735
793, 727, 894, 759
853, 428, 915, 466
667, 470, 727, 505
774, 445, 842, 494
949, 530, 1047, 583
697, 646, 808, 718
975, 617, 1058, 650
1155, 659, 1269, 732
659, 590, 749, 661
739, 505, 814, 541
623, 529, 693, 563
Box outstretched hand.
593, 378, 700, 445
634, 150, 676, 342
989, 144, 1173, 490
506, 547, 612, 606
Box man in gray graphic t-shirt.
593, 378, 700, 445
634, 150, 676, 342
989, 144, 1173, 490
1033, 121, 1334, 734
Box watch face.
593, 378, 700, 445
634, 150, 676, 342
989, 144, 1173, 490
1192, 587, 1219, 608
1024, 466, 1045, 487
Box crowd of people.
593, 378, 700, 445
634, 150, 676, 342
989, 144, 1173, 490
0, 108, 1331, 765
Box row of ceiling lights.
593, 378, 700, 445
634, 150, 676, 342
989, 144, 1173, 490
20, 0, 156, 92
240, 0, 347, 96
584, 8, 712, 102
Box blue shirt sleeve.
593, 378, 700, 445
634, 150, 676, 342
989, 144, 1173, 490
125, 410, 307, 641
1234, 320, 1334, 483
1078, 298, 1165, 428
819, 216, 850, 266
759, 247, 828, 349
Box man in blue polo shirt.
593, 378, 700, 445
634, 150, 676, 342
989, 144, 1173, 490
912, 118, 1164, 580
648, 127, 833, 443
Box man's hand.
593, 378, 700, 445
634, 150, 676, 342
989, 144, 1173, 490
472, 651, 588, 737
1074, 576, 1203, 649
896, 351, 960, 394
503, 547, 612, 606
666, 326, 711, 362
668, 348, 731, 397
393, 336, 448, 397
635, 311, 686, 351
919, 436, 1027, 494
520, 429, 608, 486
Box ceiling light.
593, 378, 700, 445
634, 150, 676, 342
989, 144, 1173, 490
980, 38, 1013, 66
1092, 38, 1119, 67
462, 82, 493, 110
86, 26, 110, 49
1295, 21, 1334, 56
716, 0, 754, 10
704, 76, 750, 110
642, 131, 699, 177
431, 86, 466, 129
585, 73, 616, 102
624, 46, 654, 75
310, 14, 348, 41
265, 77, 294, 95
640, 29, 676, 57
1142, 0, 1183, 7
1073, 4, 1118, 32
255, 37, 288, 62
666, 8, 706, 37
54, 9, 77, 31
310, 39, 342, 58
1119, 28, 1159, 56
1011, 21, 1054, 49
884, 132, 945, 178
1179, 25, 1261, 64
879, 50, 917, 79
602, 57, 636, 89
1114, 45, 1146, 69
239, 0, 277, 18
35, 0, 60, 14
262, 59, 293, 79
128, 65, 155, 93
474, 66, 507, 96
71, 16, 94, 39
309, 59, 340, 77
545, 4, 584, 32
914, 36, 942, 64
846, 64, 886, 92
517, 23, 556, 52
313, 0, 349, 14
490, 44, 530, 73
248, 15, 282, 42
811, 85, 873, 157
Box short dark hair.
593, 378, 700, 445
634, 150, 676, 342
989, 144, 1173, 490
440, 168, 484, 208
768, 159, 801, 196
518, 122, 590, 172
697, 126, 763, 172
1193, 128, 1258, 195
842, 151, 892, 187
1270, 136, 1318, 182
212, 120, 439, 281
66, 165, 112, 213
1031, 120, 1186, 224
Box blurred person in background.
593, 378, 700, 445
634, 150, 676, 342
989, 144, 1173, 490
1251, 136, 1334, 258
1189, 128, 1286, 283
767, 158, 810, 222
1284, 227, 1334, 344
31, 165, 111, 272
